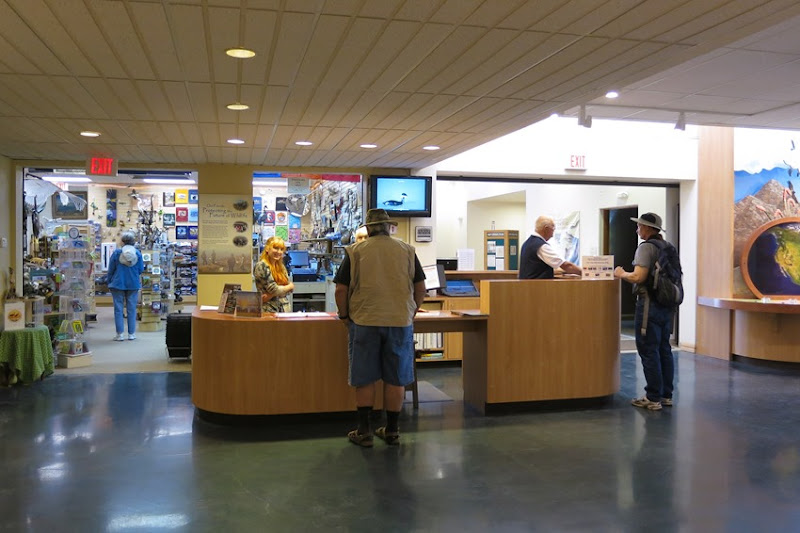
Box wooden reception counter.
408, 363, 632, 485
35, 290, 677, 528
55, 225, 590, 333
469, 278, 620, 412
698, 297, 800, 363
191, 278, 620, 417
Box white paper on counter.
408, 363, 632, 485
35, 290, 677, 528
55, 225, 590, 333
457, 249, 475, 270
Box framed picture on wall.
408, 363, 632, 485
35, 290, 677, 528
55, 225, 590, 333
52, 191, 88, 220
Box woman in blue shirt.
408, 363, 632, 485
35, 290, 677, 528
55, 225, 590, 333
106, 232, 144, 341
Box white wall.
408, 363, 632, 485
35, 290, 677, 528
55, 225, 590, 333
425, 116, 698, 181
416, 116, 699, 346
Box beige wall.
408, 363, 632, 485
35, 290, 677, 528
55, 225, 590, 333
0, 155, 11, 299
695, 126, 734, 359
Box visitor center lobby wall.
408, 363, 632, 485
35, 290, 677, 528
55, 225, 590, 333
418, 117, 699, 350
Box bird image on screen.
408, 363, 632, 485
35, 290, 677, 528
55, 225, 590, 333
383, 192, 407, 207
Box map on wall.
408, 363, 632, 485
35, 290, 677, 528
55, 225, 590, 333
734, 130, 800, 298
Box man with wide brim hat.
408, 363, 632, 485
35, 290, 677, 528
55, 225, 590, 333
360, 208, 398, 228
614, 211, 677, 412
334, 207, 426, 448
629, 212, 665, 233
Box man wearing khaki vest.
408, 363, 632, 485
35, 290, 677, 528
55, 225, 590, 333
334, 209, 426, 447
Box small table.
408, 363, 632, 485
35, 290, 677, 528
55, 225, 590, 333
0, 326, 54, 385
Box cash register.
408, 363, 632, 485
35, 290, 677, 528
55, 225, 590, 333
287, 250, 318, 282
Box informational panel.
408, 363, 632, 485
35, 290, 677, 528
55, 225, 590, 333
581, 255, 614, 279
198, 194, 252, 274
484, 230, 519, 270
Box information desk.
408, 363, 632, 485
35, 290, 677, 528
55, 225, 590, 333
192, 277, 620, 417
471, 278, 620, 412
191, 310, 486, 416
0, 326, 55, 385
698, 297, 800, 362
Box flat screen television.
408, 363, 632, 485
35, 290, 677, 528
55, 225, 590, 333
369, 175, 432, 217
422, 264, 446, 291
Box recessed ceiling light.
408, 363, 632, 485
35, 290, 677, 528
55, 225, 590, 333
605, 90, 619, 99
227, 138, 245, 145
80, 131, 101, 137
226, 103, 250, 111
550, 112, 559, 118
295, 141, 313, 146
360, 144, 378, 149
422, 145, 440, 151
225, 47, 255, 59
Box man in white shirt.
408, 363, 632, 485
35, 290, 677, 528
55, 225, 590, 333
518, 215, 582, 279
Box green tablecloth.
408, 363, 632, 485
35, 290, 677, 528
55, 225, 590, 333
0, 326, 54, 384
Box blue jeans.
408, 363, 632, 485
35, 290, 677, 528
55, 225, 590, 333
111, 289, 138, 335
634, 297, 675, 402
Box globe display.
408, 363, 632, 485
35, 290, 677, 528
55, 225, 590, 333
743, 219, 800, 297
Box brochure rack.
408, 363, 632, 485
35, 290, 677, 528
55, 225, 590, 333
54, 229, 93, 367
138, 249, 165, 332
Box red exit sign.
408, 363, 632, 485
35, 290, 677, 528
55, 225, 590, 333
568, 154, 586, 170
86, 156, 117, 176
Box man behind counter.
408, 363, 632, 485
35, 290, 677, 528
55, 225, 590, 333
334, 209, 426, 447
518, 215, 582, 279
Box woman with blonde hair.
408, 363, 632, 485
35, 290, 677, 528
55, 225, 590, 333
254, 236, 295, 312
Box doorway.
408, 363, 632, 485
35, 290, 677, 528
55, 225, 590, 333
602, 206, 639, 344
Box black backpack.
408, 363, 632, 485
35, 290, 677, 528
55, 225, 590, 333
645, 238, 684, 308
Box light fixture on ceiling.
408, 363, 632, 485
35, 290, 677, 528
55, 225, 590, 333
227, 138, 245, 145
225, 47, 255, 59
605, 90, 619, 99
142, 178, 196, 185
675, 112, 686, 131
252, 178, 287, 186
80, 131, 101, 137
360, 144, 378, 149
43, 176, 92, 183
226, 103, 250, 111
295, 141, 313, 146
422, 145, 440, 151
578, 105, 592, 128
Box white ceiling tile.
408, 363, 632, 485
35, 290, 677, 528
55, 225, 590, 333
207, 6, 242, 84
0, 1, 69, 76
294, 14, 350, 89
168, 4, 211, 82
163, 82, 195, 122
89, 0, 155, 79
187, 83, 217, 123
268, 12, 316, 86
240, 10, 279, 85
131, 2, 183, 81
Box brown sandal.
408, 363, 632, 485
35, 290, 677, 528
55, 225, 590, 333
348, 430, 373, 447
375, 427, 400, 445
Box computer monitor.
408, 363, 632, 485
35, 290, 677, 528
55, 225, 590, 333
422, 264, 446, 291
288, 250, 310, 268
437, 258, 458, 271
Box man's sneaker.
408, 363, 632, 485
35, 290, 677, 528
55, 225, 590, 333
128, 334, 136, 340
114, 333, 125, 341
661, 397, 673, 407
631, 397, 662, 411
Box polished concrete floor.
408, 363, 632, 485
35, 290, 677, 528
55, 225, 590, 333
2, 351, 800, 532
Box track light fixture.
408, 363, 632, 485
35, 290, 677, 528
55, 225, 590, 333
578, 105, 592, 128
675, 112, 686, 131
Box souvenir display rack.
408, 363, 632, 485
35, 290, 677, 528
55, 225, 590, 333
172, 241, 197, 304
138, 249, 164, 332
54, 227, 93, 367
